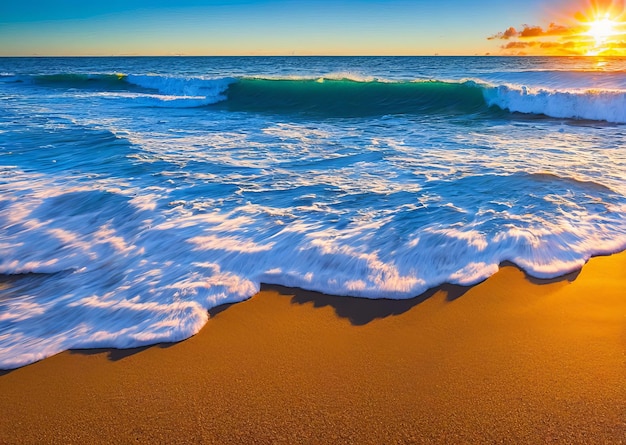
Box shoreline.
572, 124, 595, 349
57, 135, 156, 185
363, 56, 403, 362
0, 252, 605, 372
1, 252, 625, 443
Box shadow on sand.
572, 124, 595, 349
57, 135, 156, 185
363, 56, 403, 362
70, 342, 176, 361
261, 282, 472, 326
510, 262, 582, 284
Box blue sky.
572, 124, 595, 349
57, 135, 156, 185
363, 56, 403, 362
0, 0, 571, 55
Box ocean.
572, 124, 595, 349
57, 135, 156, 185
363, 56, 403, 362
1, 56, 625, 369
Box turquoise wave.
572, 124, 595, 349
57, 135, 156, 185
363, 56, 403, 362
221, 78, 491, 117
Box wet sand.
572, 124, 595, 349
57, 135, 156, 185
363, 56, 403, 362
1, 253, 625, 444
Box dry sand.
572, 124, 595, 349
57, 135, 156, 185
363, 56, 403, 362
1, 253, 625, 444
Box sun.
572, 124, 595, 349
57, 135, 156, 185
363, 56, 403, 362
586, 13, 617, 44
578, 9, 626, 56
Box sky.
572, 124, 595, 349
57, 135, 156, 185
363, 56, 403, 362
0, 0, 623, 56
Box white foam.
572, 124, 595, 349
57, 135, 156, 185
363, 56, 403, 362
2, 162, 626, 370
482, 83, 626, 123
125, 74, 235, 107
93, 91, 217, 108
248, 73, 382, 83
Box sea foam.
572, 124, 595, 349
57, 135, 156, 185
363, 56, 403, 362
125, 74, 235, 106
1, 162, 625, 369
483, 83, 626, 123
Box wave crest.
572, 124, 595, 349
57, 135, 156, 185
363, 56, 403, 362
483, 83, 626, 123
125, 74, 236, 106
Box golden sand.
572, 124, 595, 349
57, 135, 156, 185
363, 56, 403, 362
1, 253, 625, 444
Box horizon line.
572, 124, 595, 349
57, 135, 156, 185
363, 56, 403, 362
0, 54, 609, 58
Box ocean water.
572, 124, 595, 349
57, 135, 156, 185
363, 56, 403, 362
1, 56, 626, 369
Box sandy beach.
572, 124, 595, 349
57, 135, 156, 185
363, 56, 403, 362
1, 252, 625, 444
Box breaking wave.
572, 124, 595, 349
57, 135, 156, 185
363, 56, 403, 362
11, 72, 626, 122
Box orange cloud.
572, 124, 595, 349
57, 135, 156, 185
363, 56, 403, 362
502, 41, 536, 49
489, 23, 580, 40
488, 26, 518, 40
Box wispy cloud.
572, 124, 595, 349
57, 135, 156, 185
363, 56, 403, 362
488, 23, 575, 41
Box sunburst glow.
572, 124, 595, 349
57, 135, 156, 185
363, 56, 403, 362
490, 1, 626, 56
586, 13, 617, 44
576, 2, 626, 56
